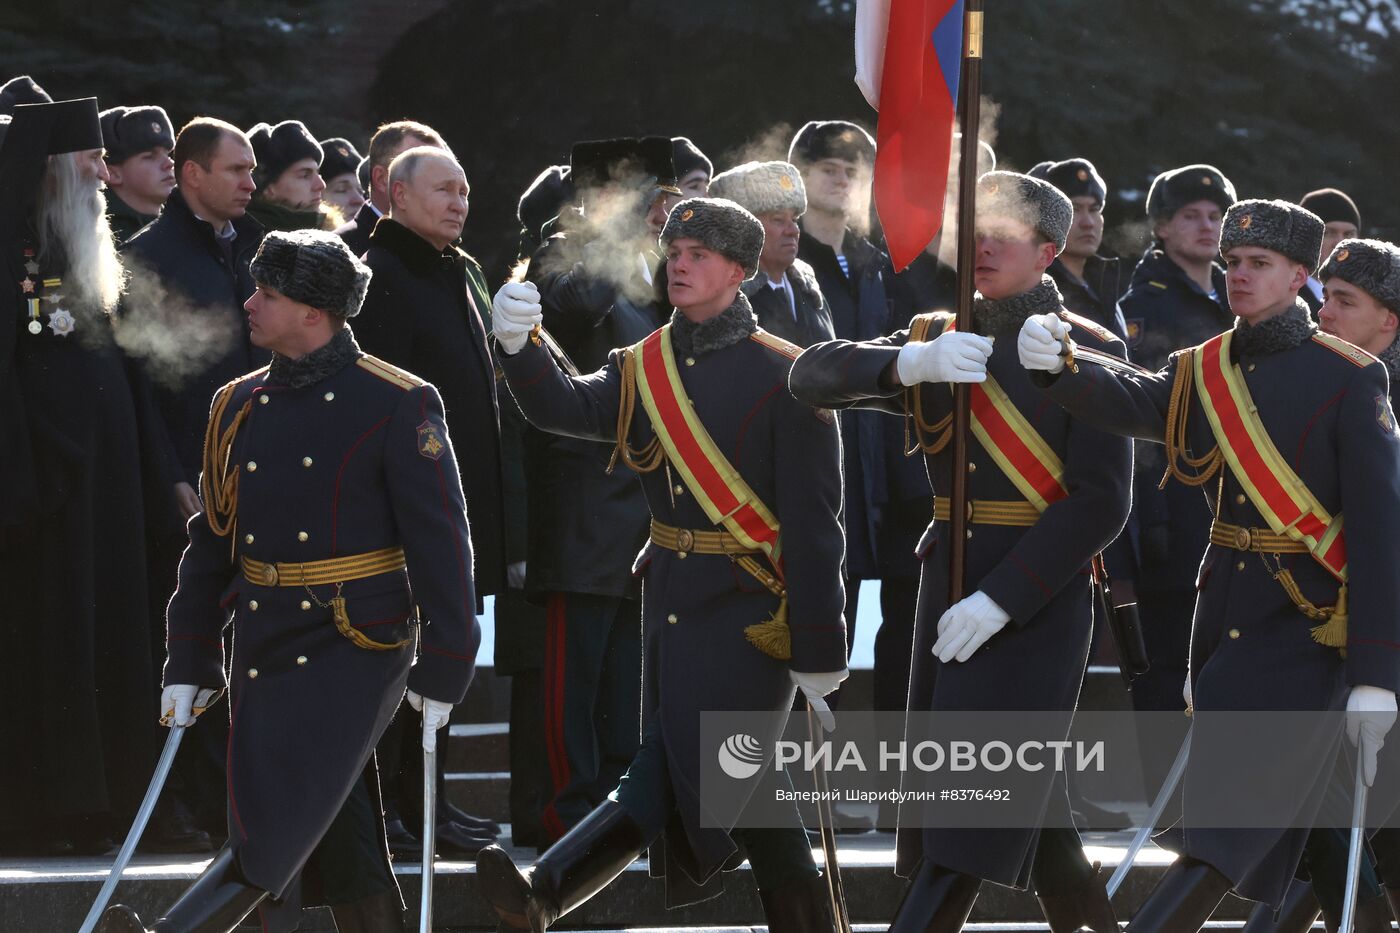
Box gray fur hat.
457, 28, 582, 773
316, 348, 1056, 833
660, 197, 765, 277
1220, 199, 1325, 271
1319, 238, 1400, 313
709, 161, 806, 217
250, 230, 372, 318
976, 171, 1074, 253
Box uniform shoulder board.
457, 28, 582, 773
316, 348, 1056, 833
357, 354, 428, 390
1311, 332, 1376, 367
213, 364, 269, 403
1059, 310, 1116, 344
750, 330, 802, 360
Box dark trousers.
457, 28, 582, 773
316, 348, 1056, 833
302, 766, 398, 905
612, 718, 817, 892
540, 593, 642, 841
507, 667, 550, 847
1129, 590, 1195, 794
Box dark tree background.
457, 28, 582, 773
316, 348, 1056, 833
7, 0, 1398, 281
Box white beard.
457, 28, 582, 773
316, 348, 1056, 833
36, 153, 126, 314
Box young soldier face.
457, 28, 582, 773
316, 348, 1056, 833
1321, 221, 1360, 267
108, 147, 176, 204
678, 168, 710, 198
757, 209, 801, 275
972, 216, 1056, 300
245, 283, 313, 354
1319, 278, 1396, 354
665, 237, 744, 314
803, 157, 863, 216
1063, 195, 1104, 262
263, 157, 326, 211
647, 191, 684, 237
323, 172, 365, 218
1156, 199, 1224, 266
1224, 246, 1308, 322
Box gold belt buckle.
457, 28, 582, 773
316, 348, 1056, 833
1234, 527, 1252, 550
257, 562, 279, 586
675, 529, 695, 552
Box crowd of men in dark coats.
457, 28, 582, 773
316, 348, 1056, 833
5, 65, 1400, 933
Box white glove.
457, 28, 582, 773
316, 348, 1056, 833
895, 331, 994, 386
491, 281, 543, 355
932, 591, 1011, 662
791, 668, 850, 732
506, 561, 528, 590
1346, 685, 1398, 786
160, 684, 219, 727
1018, 313, 1070, 373
407, 689, 454, 753
1182, 674, 1193, 713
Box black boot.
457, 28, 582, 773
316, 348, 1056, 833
330, 889, 406, 933
475, 800, 646, 932
1241, 880, 1320, 933
1319, 893, 1395, 933
888, 860, 982, 933
758, 874, 839, 933
1037, 862, 1119, 932
1126, 857, 1232, 932
158, 846, 266, 932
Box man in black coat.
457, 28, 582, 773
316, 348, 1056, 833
353, 144, 505, 855
1113, 164, 1237, 788
519, 137, 679, 844
480, 196, 848, 932
1019, 199, 1400, 930
98, 230, 479, 933
1300, 187, 1362, 315
710, 159, 835, 349
791, 172, 1130, 932
1029, 158, 1130, 342
0, 97, 171, 857
334, 120, 446, 257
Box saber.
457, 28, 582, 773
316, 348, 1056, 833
807, 704, 852, 933
78, 725, 186, 933
1107, 722, 1193, 898
419, 718, 437, 933
1339, 748, 1370, 933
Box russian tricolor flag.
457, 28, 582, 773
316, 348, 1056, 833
856, 0, 964, 272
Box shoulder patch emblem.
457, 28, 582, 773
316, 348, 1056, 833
1311, 332, 1374, 367
1125, 319, 1143, 347
1379, 395, 1397, 435
417, 419, 446, 460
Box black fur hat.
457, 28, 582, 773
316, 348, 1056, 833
1319, 238, 1400, 313
250, 230, 372, 318
1220, 199, 1325, 271
660, 197, 765, 278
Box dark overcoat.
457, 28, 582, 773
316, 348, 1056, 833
789, 304, 1132, 887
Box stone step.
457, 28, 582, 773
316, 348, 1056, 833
0, 832, 1313, 932
445, 770, 511, 825
446, 722, 509, 773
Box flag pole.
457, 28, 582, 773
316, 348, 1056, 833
948, 0, 984, 603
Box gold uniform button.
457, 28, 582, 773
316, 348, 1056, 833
297, 531, 309, 542
302, 457, 313, 468
666, 614, 678, 624
258, 395, 269, 405
296, 655, 308, 666
1247, 363, 1257, 373
324, 391, 335, 401
966, 529, 974, 539
685, 357, 696, 366
246, 461, 257, 472
1236, 561, 1246, 571
968, 462, 977, 473
1235, 493, 1247, 505
300, 600, 311, 610
248, 600, 259, 611
1229, 628, 1241, 639
247, 668, 259, 679
244, 533, 255, 544
674, 485, 684, 495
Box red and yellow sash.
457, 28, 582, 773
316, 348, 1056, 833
629, 326, 793, 659
912, 314, 1069, 513
1193, 332, 1347, 583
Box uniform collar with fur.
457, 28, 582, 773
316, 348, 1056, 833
1380, 335, 1400, 382
668, 291, 758, 357
267, 326, 362, 388
1230, 298, 1315, 357
973, 275, 1063, 336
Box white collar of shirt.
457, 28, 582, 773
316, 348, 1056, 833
193, 211, 236, 240
767, 273, 796, 320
